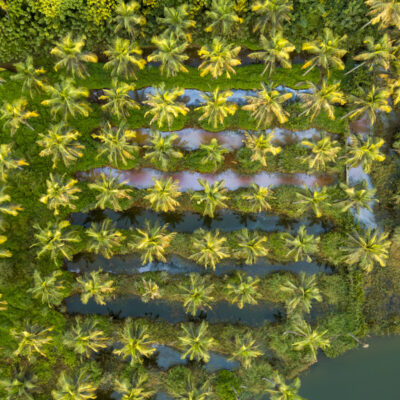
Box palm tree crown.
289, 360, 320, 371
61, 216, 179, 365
144, 177, 181, 212
199, 138, 229, 171
295, 185, 331, 218
230, 332, 263, 369
0, 97, 38, 135
251, 0, 293, 33
0, 143, 28, 182
225, 271, 261, 309
205, 0, 241, 35
27, 270, 66, 307
191, 179, 229, 217
76, 269, 115, 305
281, 225, 320, 262
157, 4, 195, 40
242, 182, 275, 212
234, 228, 269, 265
243, 131, 282, 167
11, 56, 46, 97
51, 370, 97, 400
114, 0, 146, 39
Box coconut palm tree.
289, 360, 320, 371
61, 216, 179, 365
41, 78, 90, 120
295, 185, 331, 218
114, 0, 146, 39
139, 278, 161, 303
225, 272, 261, 309
114, 371, 155, 400
0, 143, 28, 182
199, 138, 229, 171
92, 122, 139, 167
148, 33, 189, 77
346, 134, 386, 173
0, 186, 22, 221
11, 56, 46, 97
39, 173, 81, 215
242, 183, 274, 212
144, 177, 181, 212
37, 123, 85, 168
63, 316, 108, 359
243, 83, 292, 128
198, 38, 241, 79
191, 179, 229, 217
99, 79, 139, 119
234, 228, 269, 265
179, 273, 215, 316
264, 372, 305, 400
178, 321, 215, 362
0, 236, 11, 258
230, 332, 263, 369
157, 4, 195, 40
281, 225, 320, 262
190, 228, 229, 270
301, 134, 341, 171
51, 370, 97, 400
10, 324, 53, 361
143, 130, 183, 170
0, 369, 37, 400
196, 88, 237, 129
168, 372, 211, 400
249, 32, 295, 76
131, 221, 176, 264
27, 270, 66, 307
243, 131, 281, 167
0, 98, 38, 135
298, 81, 346, 121
280, 272, 322, 316
205, 0, 241, 35
32, 220, 80, 265
365, 0, 400, 29
88, 172, 132, 211
339, 181, 378, 214
0, 293, 7, 311
76, 269, 115, 305
86, 219, 125, 259
113, 318, 156, 365
342, 229, 391, 273
251, 0, 293, 34
104, 37, 146, 80
302, 28, 347, 80
50, 34, 98, 78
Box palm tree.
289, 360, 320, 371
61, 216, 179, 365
37, 123, 85, 168
39, 173, 81, 215
88, 172, 132, 211
144, 84, 189, 129
346, 134, 386, 173
179, 273, 215, 315
11, 56, 46, 97
0, 293, 7, 311
41, 78, 91, 120
230, 332, 263, 369
51, 370, 97, 400
50, 34, 98, 78
198, 38, 241, 79
301, 134, 341, 171
0, 236, 11, 258
190, 228, 229, 270
196, 88, 237, 129
114, 0, 146, 39
302, 28, 347, 80
76, 269, 115, 305
144, 177, 181, 212
281, 225, 320, 262
104, 37, 146, 80
148, 33, 189, 77
249, 32, 295, 76
243, 131, 281, 167
343, 85, 392, 126
63, 316, 108, 359
0, 143, 28, 182
243, 83, 292, 128
143, 130, 183, 170
92, 122, 139, 167
178, 321, 215, 362
32, 220, 80, 265
0, 98, 38, 135
113, 318, 156, 365
27, 270, 66, 307
99, 79, 139, 119
139, 278, 161, 302
339, 181, 378, 214
114, 371, 155, 400
191, 179, 229, 217
199, 138, 229, 171
0, 186, 22, 221
242, 183, 274, 212
0, 369, 37, 400
225, 272, 261, 309
157, 4, 195, 41
131, 221, 176, 264
298, 81, 346, 121
251, 0, 293, 34
365, 0, 400, 29
205, 0, 241, 35
86, 219, 125, 259
280, 272, 322, 316
342, 229, 391, 273
264, 372, 305, 400
234, 228, 269, 265
10, 324, 53, 361
296, 185, 331, 218
168, 372, 211, 400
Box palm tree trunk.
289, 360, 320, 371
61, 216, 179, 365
23, 120, 35, 131
347, 332, 369, 348
344, 61, 367, 76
